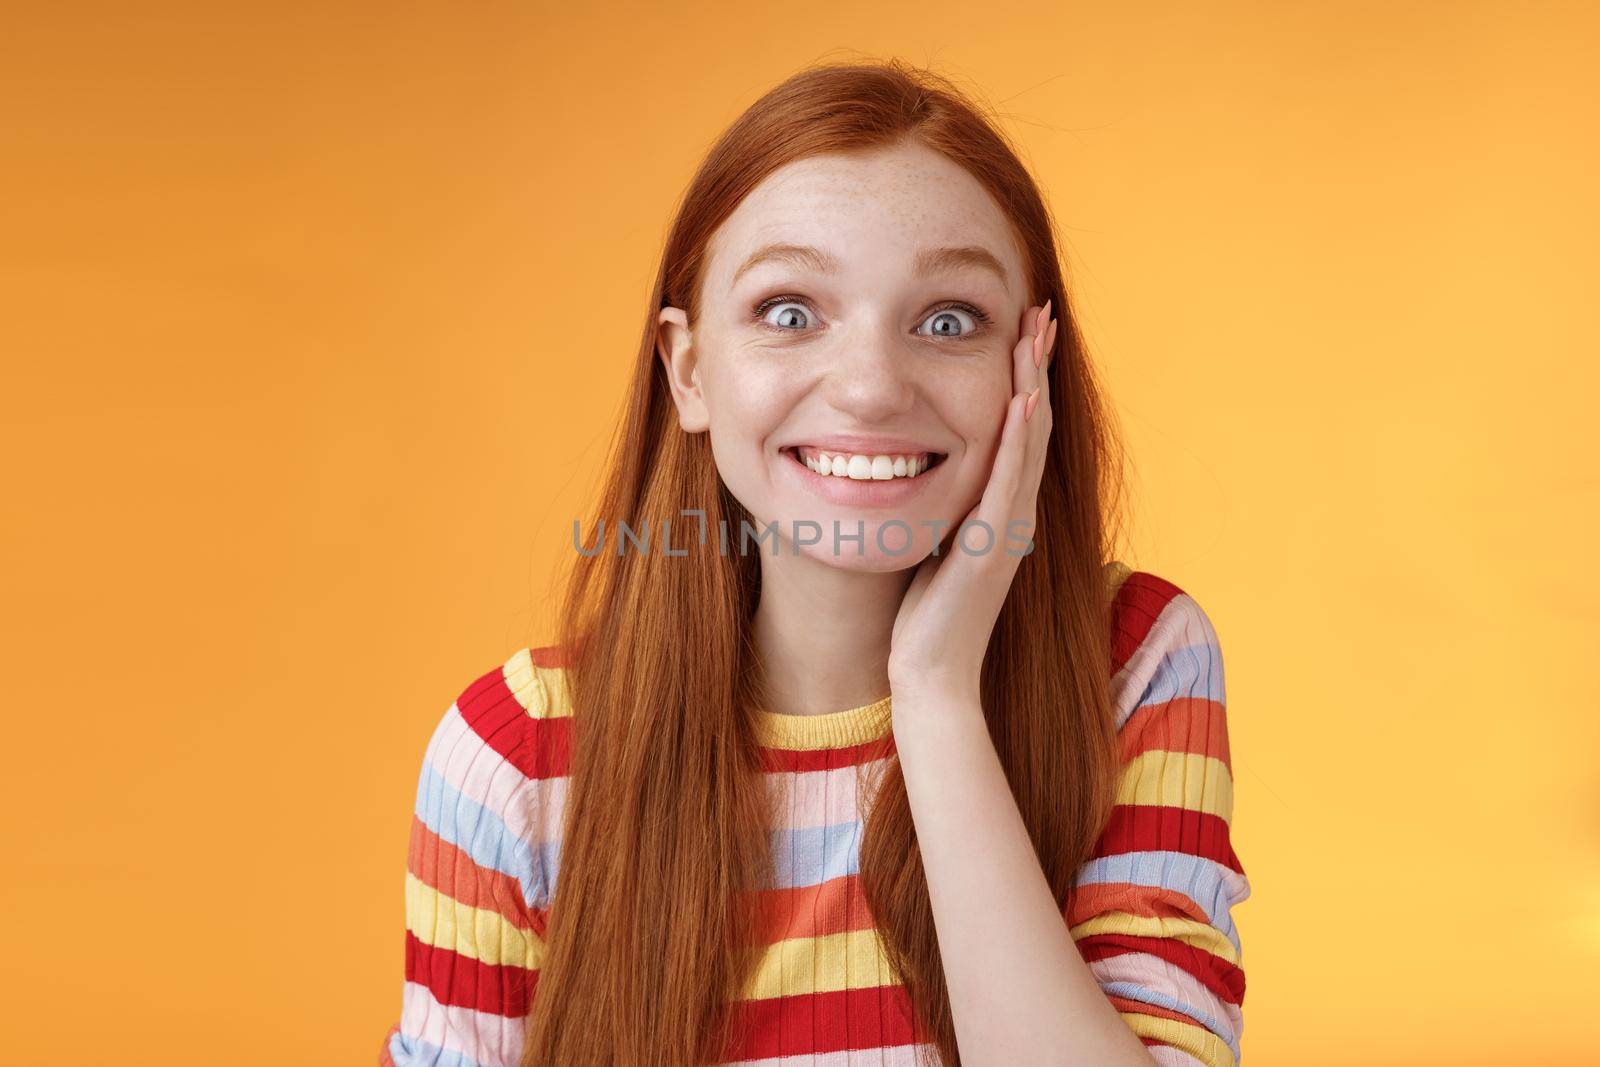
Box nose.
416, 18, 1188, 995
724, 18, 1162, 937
818, 318, 917, 421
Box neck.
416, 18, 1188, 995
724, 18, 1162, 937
751, 547, 915, 717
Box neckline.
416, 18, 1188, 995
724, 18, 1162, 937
745, 560, 1129, 751
752, 694, 894, 750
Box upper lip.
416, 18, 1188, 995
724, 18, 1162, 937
781, 434, 946, 456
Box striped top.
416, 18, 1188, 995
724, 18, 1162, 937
380, 562, 1249, 1066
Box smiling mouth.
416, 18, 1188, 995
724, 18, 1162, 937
781, 446, 948, 480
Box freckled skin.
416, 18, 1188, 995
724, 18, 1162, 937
657, 139, 1031, 572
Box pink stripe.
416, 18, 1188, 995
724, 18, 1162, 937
1088, 951, 1242, 1045
764, 756, 894, 829
727, 1043, 939, 1066
425, 706, 567, 847
1109, 594, 1216, 725
1148, 1046, 1211, 1067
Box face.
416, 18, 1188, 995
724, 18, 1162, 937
657, 139, 1032, 571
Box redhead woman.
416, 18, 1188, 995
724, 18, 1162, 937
382, 59, 1248, 1067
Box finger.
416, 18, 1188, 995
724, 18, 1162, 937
1026, 319, 1055, 477
1029, 309, 1058, 429
977, 386, 1031, 533
1032, 298, 1051, 375
1013, 303, 1043, 399
1041, 313, 1058, 376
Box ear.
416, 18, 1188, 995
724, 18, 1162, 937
656, 306, 709, 433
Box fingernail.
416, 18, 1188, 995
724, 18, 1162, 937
1032, 334, 1042, 367
1024, 386, 1040, 422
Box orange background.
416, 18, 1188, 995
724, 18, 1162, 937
3, 3, 1596, 1063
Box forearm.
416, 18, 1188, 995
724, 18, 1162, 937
890, 688, 1157, 1067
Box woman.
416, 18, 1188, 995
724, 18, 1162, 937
383, 59, 1248, 1067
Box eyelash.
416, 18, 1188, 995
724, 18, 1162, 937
751, 294, 995, 339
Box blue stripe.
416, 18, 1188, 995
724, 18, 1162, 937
768, 819, 863, 888
1118, 634, 1226, 730
539, 840, 561, 911
1099, 980, 1240, 1062
414, 764, 545, 909
387, 1032, 488, 1067
1073, 850, 1243, 950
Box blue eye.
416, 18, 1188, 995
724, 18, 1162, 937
921, 302, 992, 340
920, 306, 980, 338
750, 295, 995, 340
756, 299, 814, 330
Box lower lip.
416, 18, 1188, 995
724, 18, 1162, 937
778, 448, 947, 508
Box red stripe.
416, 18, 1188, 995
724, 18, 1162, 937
751, 873, 877, 942
525, 714, 573, 779
528, 644, 568, 668
1067, 881, 1221, 929
1090, 803, 1243, 873
522, 646, 576, 777
404, 929, 538, 1017
756, 733, 896, 771
1077, 933, 1245, 1004
1118, 696, 1231, 767
452, 663, 576, 780
1106, 992, 1205, 1027
714, 983, 925, 1060
1109, 572, 1185, 674
453, 667, 536, 772
408, 817, 536, 931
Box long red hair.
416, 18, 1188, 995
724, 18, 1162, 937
522, 58, 1132, 1066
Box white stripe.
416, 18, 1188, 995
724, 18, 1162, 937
398, 980, 525, 1065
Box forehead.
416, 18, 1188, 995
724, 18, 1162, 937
703, 142, 1026, 290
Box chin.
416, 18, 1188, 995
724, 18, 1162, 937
801, 541, 930, 573
771, 512, 938, 571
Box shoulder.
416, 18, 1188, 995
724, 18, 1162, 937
410, 644, 576, 915
1103, 565, 1226, 735
429, 644, 574, 779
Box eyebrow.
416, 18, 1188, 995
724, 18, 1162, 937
731, 242, 1010, 288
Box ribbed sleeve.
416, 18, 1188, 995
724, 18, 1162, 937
380, 652, 558, 1067
1068, 574, 1249, 1067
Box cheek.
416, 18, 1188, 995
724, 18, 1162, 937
700, 360, 797, 455
944, 373, 1013, 448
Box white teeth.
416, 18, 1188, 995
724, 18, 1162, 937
796, 448, 942, 480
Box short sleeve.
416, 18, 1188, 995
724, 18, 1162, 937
1068, 575, 1250, 1067
380, 650, 560, 1067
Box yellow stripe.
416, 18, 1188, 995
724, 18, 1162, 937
1119, 1011, 1235, 1067
740, 928, 900, 999
404, 872, 544, 969
1069, 910, 1240, 967
1115, 750, 1234, 825
502, 649, 572, 719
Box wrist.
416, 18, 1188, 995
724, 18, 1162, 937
888, 674, 983, 719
